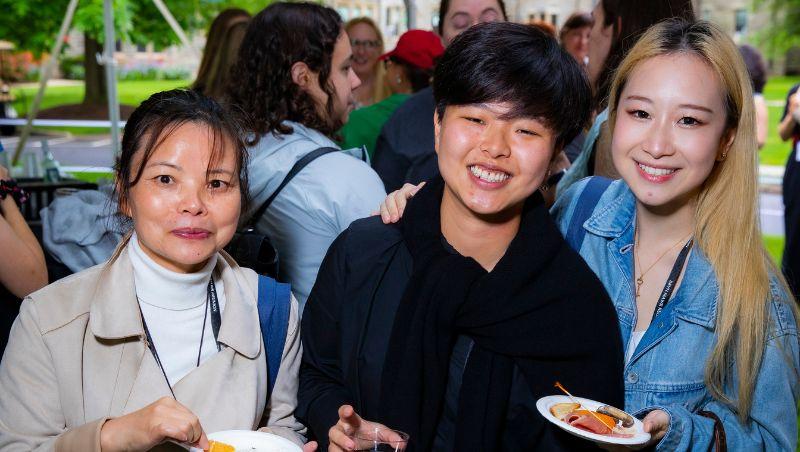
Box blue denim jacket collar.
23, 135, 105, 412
584, 181, 719, 329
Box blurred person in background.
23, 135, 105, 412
739, 44, 768, 149
371, 0, 507, 193
340, 29, 444, 159
346, 18, 387, 108
228, 2, 386, 312
0, 163, 46, 356
560, 12, 592, 68
528, 20, 557, 39
192, 8, 251, 101
779, 81, 800, 298
557, 0, 695, 195
558, 12, 593, 163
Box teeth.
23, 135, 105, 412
469, 165, 510, 183
638, 163, 676, 177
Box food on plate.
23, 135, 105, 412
597, 404, 635, 428
549, 402, 580, 420
552, 382, 636, 438
207, 440, 236, 452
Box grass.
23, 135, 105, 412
763, 234, 785, 265
8, 80, 191, 135
761, 76, 800, 166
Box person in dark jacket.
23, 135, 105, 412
298, 23, 624, 451
371, 0, 507, 193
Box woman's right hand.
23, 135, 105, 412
329, 405, 400, 452
378, 182, 425, 224
99, 396, 209, 452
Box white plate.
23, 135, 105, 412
189, 430, 303, 452
536, 395, 651, 446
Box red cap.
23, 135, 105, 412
379, 30, 444, 71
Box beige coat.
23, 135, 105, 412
0, 246, 305, 451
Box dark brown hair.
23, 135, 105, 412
227, 2, 343, 140
192, 8, 251, 101
559, 12, 592, 42
594, 0, 695, 109
115, 89, 250, 217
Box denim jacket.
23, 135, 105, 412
551, 177, 800, 451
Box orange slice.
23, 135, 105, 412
207, 440, 235, 452
573, 410, 617, 430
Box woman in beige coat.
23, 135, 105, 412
0, 90, 316, 451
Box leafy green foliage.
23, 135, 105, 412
0, 0, 270, 56
754, 0, 800, 55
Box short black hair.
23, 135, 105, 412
433, 22, 591, 150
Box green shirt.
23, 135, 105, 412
340, 93, 411, 160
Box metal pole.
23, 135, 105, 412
103, 0, 120, 156
12, 0, 80, 165
151, 0, 199, 57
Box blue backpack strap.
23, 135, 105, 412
565, 177, 613, 251
257, 274, 292, 399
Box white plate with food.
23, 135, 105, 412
536, 395, 651, 446
190, 430, 302, 452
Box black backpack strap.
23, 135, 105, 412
248, 147, 340, 225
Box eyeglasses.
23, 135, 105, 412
351, 39, 382, 49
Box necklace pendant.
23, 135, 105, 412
636, 276, 643, 298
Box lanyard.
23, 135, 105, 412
649, 239, 693, 322
140, 278, 221, 396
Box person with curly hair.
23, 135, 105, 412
227, 2, 386, 313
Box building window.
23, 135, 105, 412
735, 9, 747, 33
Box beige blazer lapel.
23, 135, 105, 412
83, 246, 170, 420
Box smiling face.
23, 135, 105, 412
440, 0, 504, 46
612, 53, 732, 213
348, 22, 382, 79
306, 31, 362, 126
123, 122, 241, 273
434, 102, 557, 217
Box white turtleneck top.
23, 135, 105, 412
129, 234, 227, 386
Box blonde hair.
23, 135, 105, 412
345, 17, 388, 104
608, 19, 798, 421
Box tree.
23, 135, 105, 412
754, 0, 800, 55
0, 0, 264, 108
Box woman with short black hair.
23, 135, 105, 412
298, 22, 623, 451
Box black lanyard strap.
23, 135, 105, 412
651, 239, 693, 322
140, 278, 222, 396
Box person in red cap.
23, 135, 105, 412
340, 30, 444, 159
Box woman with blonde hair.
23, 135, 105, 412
345, 17, 387, 107
552, 19, 800, 450
381, 19, 800, 450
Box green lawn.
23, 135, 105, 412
763, 234, 785, 265
761, 76, 800, 166
9, 80, 191, 135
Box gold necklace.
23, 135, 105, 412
634, 222, 692, 298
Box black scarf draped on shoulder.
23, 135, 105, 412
379, 176, 624, 451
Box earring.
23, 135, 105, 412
721, 152, 727, 160
396, 76, 402, 84
540, 170, 551, 191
